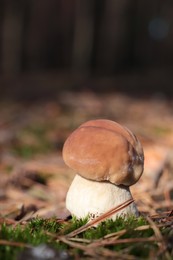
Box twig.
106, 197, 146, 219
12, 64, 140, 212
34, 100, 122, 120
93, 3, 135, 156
65, 198, 134, 238
146, 216, 171, 259
88, 236, 156, 248
58, 236, 137, 260
0, 239, 31, 248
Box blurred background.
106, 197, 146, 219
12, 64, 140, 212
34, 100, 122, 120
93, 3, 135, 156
0, 0, 173, 221
1, 0, 173, 99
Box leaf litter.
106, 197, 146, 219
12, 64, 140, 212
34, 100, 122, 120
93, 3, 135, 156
0, 91, 173, 258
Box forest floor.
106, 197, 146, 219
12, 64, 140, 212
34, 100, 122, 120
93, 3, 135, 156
0, 90, 173, 258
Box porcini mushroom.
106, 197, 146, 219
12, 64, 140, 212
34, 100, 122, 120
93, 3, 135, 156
63, 119, 144, 220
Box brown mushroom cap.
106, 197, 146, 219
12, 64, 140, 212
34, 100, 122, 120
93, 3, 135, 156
62, 119, 144, 186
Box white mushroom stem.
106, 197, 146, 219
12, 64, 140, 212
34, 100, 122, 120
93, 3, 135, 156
66, 175, 139, 220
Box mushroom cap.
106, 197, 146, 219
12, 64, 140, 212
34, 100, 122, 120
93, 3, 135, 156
62, 119, 144, 186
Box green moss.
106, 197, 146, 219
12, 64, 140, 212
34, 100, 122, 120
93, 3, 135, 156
0, 219, 62, 260
0, 216, 171, 259
4, 165, 13, 174
28, 217, 62, 233
152, 126, 172, 136
11, 141, 53, 159
10, 124, 54, 158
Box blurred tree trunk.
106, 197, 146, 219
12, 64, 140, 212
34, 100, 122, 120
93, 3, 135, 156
72, 0, 95, 73
95, 0, 132, 73
134, 1, 173, 67
1, 0, 24, 74
24, 0, 74, 70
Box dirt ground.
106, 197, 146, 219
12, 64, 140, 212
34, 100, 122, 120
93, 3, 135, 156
0, 90, 173, 222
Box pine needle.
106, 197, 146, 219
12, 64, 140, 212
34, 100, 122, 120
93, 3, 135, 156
64, 198, 134, 238
0, 239, 31, 248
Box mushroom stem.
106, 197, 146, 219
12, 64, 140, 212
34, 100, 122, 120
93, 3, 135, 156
66, 175, 139, 220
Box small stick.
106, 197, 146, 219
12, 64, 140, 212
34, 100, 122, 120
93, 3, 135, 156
65, 198, 134, 238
